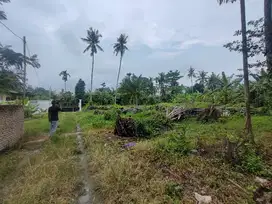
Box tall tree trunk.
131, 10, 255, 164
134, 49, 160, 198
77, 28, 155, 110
240, 0, 253, 141
115, 55, 123, 104
264, 0, 272, 73
191, 77, 193, 93
90, 55, 94, 104
64, 81, 66, 92
135, 95, 138, 107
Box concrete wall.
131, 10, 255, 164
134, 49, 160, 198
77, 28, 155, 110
0, 105, 24, 151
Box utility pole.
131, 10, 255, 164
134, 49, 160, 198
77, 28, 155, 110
23, 36, 26, 101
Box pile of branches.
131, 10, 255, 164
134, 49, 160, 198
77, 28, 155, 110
167, 107, 203, 121
114, 115, 137, 137
167, 107, 186, 121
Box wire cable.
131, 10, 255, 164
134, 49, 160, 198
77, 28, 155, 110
0, 20, 23, 41
26, 42, 40, 87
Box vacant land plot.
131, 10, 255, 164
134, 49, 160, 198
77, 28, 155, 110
1, 109, 271, 204
78, 107, 272, 204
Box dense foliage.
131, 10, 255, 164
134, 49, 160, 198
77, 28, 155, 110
0, 44, 40, 94
75, 79, 86, 101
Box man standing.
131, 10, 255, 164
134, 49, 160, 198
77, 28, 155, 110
48, 100, 62, 137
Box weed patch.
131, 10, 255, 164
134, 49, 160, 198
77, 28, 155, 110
156, 131, 193, 156
135, 112, 173, 137
84, 130, 176, 204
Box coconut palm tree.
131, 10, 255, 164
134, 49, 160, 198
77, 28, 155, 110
113, 33, 128, 104
0, 0, 10, 20
264, 0, 272, 73
81, 27, 103, 103
59, 70, 70, 92
196, 70, 208, 86
218, 0, 253, 140
187, 66, 196, 93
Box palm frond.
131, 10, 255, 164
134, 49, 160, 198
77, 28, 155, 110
83, 44, 92, 53
0, 0, 10, 5
113, 34, 128, 57
0, 10, 7, 20
96, 44, 104, 52
81, 27, 103, 56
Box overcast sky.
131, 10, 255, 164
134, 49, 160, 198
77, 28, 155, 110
0, 0, 263, 92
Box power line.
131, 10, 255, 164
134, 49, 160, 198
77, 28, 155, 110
0, 20, 23, 41
0, 20, 41, 91
26, 42, 40, 86
26, 42, 31, 56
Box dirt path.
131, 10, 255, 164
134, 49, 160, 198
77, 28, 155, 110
76, 124, 102, 204
76, 124, 92, 204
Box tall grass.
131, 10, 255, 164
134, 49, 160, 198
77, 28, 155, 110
1, 113, 81, 204
0, 136, 80, 204
84, 130, 171, 204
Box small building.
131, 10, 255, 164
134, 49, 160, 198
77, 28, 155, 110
0, 90, 22, 102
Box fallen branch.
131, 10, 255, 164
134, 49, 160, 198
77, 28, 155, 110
227, 178, 250, 195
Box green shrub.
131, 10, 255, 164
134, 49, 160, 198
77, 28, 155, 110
103, 109, 118, 121
135, 112, 173, 137
156, 129, 192, 156
23, 100, 38, 118
239, 145, 264, 174
241, 153, 264, 174
165, 182, 183, 199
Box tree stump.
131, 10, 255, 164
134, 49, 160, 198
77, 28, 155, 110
114, 115, 137, 137
197, 105, 221, 122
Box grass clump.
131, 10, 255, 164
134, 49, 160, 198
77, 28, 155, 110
165, 182, 183, 202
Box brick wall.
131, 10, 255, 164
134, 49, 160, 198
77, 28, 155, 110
0, 105, 24, 151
